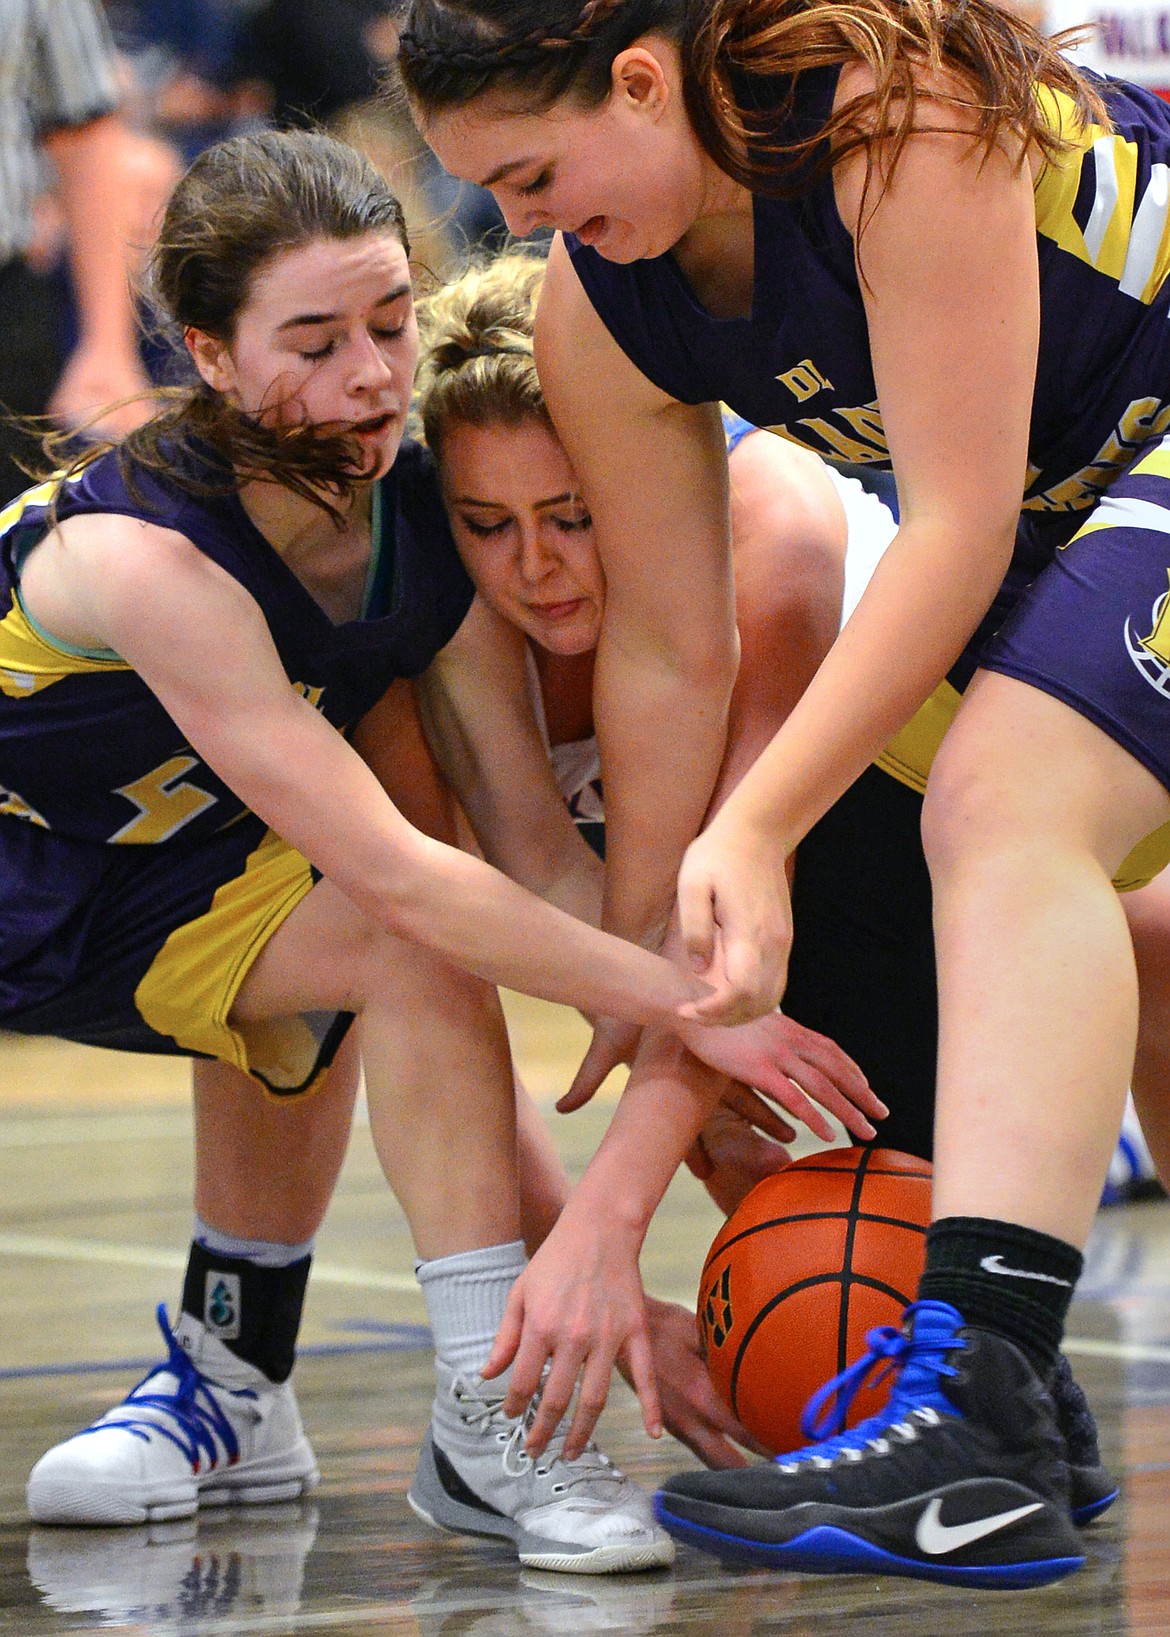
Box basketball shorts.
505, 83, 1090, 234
879, 435, 1170, 890
0, 810, 351, 1097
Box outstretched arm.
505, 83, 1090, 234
679, 78, 1038, 1017
22, 513, 707, 1027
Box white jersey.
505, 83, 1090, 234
538, 460, 899, 820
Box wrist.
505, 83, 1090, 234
570, 1165, 654, 1243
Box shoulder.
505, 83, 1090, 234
537, 236, 685, 413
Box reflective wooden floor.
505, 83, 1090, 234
1, 996, 1168, 1635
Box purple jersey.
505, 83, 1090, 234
0, 439, 473, 845
568, 66, 1170, 521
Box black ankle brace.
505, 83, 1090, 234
181, 1242, 310, 1383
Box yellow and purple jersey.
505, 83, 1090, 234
0, 439, 473, 846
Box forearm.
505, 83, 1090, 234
564, 1029, 728, 1246
45, 115, 140, 362
716, 514, 1015, 852
596, 633, 737, 946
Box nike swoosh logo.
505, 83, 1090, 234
915, 1496, 1044, 1556
979, 1254, 1073, 1287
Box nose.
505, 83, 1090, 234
348, 331, 397, 396
516, 521, 554, 583
497, 196, 545, 239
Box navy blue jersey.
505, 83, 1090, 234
0, 439, 474, 845
568, 66, 1170, 520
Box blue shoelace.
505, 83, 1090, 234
772, 1299, 967, 1467
75, 1303, 250, 1473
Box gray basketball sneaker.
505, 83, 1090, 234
408, 1361, 674, 1574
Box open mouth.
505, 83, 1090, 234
573, 216, 607, 246
350, 413, 394, 437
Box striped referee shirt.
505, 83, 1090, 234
0, 0, 120, 265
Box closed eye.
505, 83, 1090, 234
460, 515, 512, 537
517, 169, 552, 198
555, 513, 592, 533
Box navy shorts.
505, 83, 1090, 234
0, 811, 351, 1097
984, 433, 1170, 799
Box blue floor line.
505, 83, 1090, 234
0, 1325, 432, 1381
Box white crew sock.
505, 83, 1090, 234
416, 1239, 527, 1376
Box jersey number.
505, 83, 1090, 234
110, 755, 217, 844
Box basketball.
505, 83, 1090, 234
698, 1146, 932, 1456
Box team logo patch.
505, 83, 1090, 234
701, 1267, 734, 1349
1125, 577, 1170, 697
205, 1272, 241, 1340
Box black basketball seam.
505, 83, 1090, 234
728, 1271, 833, 1417
704, 1211, 928, 1271
837, 1147, 869, 1377
725, 1271, 922, 1428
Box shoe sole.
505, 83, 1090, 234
27, 1445, 319, 1527
1070, 1478, 1120, 1528
654, 1495, 1084, 1591
408, 1431, 674, 1575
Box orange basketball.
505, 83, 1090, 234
698, 1146, 932, 1456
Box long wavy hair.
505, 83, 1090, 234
48, 129, 411, 525
396, 0, 1108, 195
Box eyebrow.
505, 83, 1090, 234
275, 283, 412, 331
456, 492, 582, 511
477, 157, 540, 189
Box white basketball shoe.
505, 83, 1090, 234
28, 1502, 318, 1627
1102, 1093, 1164, 1206
407, 1360, 674, 1574
27, 1305, 319, 1525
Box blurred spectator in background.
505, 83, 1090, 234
1007, 0, 1170, 102
0, 0, 151, 506
232, 0, 505, 273
105, 0, 268, 161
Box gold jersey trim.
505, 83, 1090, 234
0, 598, 129, 699
133, 826, 325, 1096
1034, 86, 1170, 306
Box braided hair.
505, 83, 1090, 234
397, 0, 1108, 195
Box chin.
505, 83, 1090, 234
534, 622, 598, 656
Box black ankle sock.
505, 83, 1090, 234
181, 1242, 310, 1384
918, 1216, 1082, 1376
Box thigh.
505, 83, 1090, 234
0, 813, 350, 1099
928, 665, 1170, 870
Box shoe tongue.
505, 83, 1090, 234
907, 1301, 964, 1346
891, 1300, 964, 1408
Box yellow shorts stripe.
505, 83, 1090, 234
133, 827, 324, 1093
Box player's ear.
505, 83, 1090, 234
185, 327, 236, 396
611, 42, 672, 120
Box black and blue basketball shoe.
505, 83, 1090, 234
1050, 1353, 1119, 1526
654, 1301, 1086, 1590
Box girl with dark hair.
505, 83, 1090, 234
398, 0, 1170, 1587
9, 126, 882, 1570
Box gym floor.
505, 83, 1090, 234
1, 994, 1167, 1636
